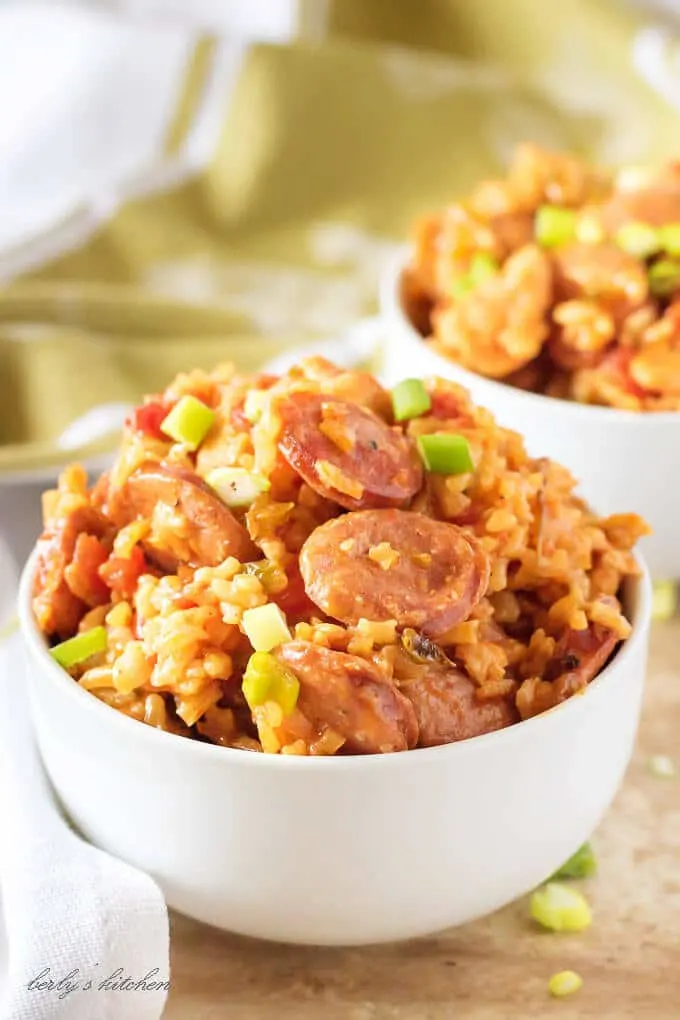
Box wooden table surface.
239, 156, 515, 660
165, 619, 680, 1020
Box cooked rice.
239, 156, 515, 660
407, 143, 680, 410
31, 357, 647, 754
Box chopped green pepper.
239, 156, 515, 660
451, 275, 474, 300
50, 626, 108, 669
206, 467, 270, 508
648, 258, 680, 297
535, 205, 577, 248
160, 395, 215, 450
391, 379, 432, 422
615, 222, 660, 259
659, 223, 680, 257
469, 252, 499, 285
242, 651, 300, 715
242, 603, 292, 652
417, 433, 474, 475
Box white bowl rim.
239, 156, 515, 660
382, 244, 680, 428
18, 548, 651, 772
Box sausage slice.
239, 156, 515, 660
599, 181, 680, 231
274, 391, 422, 511
33, 504, 110, 640
552, 242, 648, 319
299, 509, 490, 638
107, 463, 258, 570
276, 641, 418, 754
397, 661, 518, 746
544, 619, 620, 695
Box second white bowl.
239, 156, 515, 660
380, 247, 680, 581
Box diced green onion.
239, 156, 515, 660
242, 603, 292, 652
648, 258, 680, 297
652, 580, 677, 621
244, 559, 288, 594
648, 754, 676, 778
205, 467, 270, 508
160, 395, 215, 450
548, 971, 583, 998
50, 626, 108, 669
576, 215, 605, 245
615, 222, 661, 259
242, 651, 300, 715
535, 205, 577, 248
451, 275, 474, 300
243, 389, 269, 424
417, 433, 474, 475
391, 379, 432, 422
550, 842, 597, 881
530, 882, 592, 932
469, 252, 499, 285
659, 223, 680, 257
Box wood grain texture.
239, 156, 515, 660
165, 620, 680, 1020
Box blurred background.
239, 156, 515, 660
1, 0, 680, 567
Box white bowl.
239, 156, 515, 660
380, 247, 680, 581
19, 552, 650, 946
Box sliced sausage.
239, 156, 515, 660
275, 641, 418, 754
599, 181, 680, 232
544, 620, 620, 693
397, 660, 518, 746
33, 504, 110, 640
553, 242, 648, 320
516, 618, 619, 720
274, 391, 422, 511
106, 463, 258, 570
299, 509, 490, 639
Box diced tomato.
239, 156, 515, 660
65, 533, 110, 606
253, 373, 278, 390
272, 567, 317, 619
186, 381, 220, 409
90, 472, 110, 509
428, 390, 466, 421
601, 348, 647, 399
99, 546, 148, 599
127, 400, 174, 440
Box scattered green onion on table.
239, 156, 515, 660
530, 882, 592, 932
548, 970, 583, 998
550, 842, 597, 881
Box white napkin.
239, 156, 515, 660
0, 542, 170, 1020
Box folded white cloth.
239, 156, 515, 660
0, 542, 169, 1020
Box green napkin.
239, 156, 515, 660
1, 0, 679, 476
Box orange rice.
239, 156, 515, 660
407, 143, 680, 410
32, 357, 648, 754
